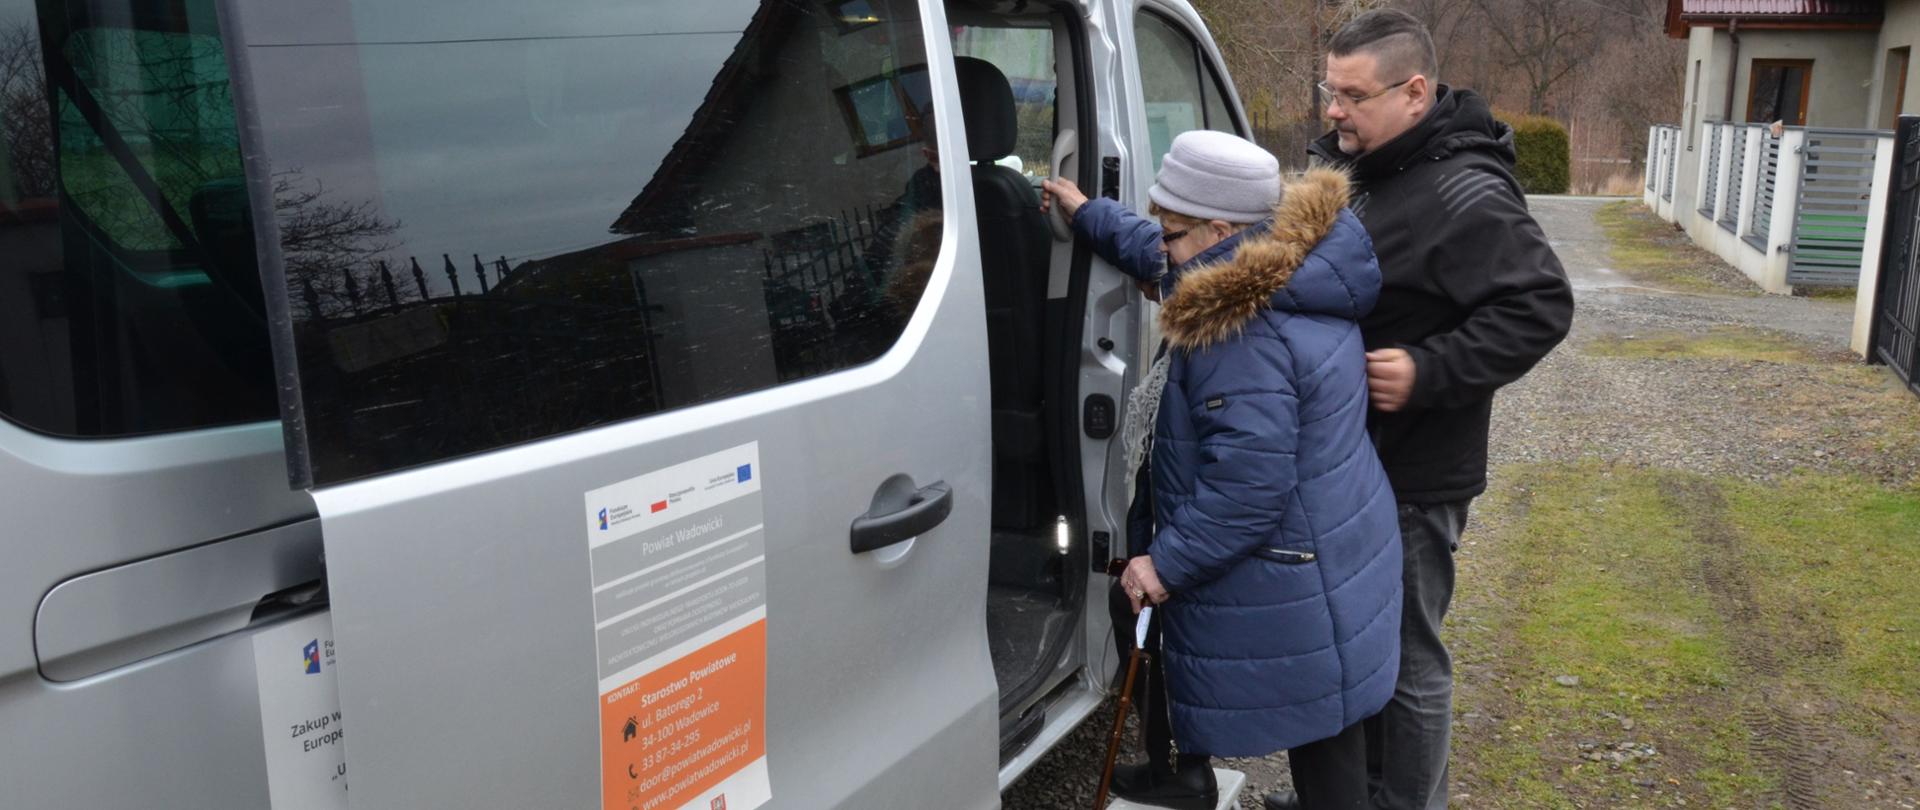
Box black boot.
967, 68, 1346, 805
1261, 790, 1301, 810
1111, 754, 1217, 810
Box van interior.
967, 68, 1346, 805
947, 1, 1098, 758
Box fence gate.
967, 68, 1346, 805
1875, 116, 1920, 396
1790, 129, 1883, 286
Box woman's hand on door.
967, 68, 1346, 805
1039, 177, 1088, 222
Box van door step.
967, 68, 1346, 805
998, 701, 1047, 763
1106, 769, 1245, 810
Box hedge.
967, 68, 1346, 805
1499, 112, 1570, 195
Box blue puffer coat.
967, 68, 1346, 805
1075, 170, 1402, 757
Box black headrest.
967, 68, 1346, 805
954, 56, 1016, 162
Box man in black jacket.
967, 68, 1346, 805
1265, 10, 1574, 810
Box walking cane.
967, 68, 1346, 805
1093, 604, 1153, 810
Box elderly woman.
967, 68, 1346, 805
1043, 131, 1401, 810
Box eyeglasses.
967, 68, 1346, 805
1318, 77, 1413, 110
1160, 228, 1192, 246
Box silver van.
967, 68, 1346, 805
0, 0, 1250, 806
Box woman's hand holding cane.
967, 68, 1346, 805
1119, 556, 1169, 613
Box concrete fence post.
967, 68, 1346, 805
1645, 125, 1660, 206
1852, 133, 1899, 357
1735, 126, 1764, 239
1762, 129, 1808, 295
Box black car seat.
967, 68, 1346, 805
955, 57, 1052, 531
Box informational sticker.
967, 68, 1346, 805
585, 442, 770, 810
252, 611, 349, 810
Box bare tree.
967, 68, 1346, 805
1396, 0, 1475, 80
1469, 0, 1613, 115
1191, 0, 1319, 117
1, 21, 52, 200
1197, 0, 1684, 190
273, 169, 405, 319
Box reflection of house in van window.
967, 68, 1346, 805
248, 0, 947, 483
548, 0, 944, 401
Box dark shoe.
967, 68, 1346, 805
1262, 790, 1301, 810
1109, 760, 1217, 809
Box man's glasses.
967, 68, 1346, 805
1160, 228, 1192, 246
1318, 76, 1413, 110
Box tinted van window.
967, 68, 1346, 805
952, 23, 1055, 177
1134, 12, 1241, 173
231, 0, 945, 485
0, 0, 276, 436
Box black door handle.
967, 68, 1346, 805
850, 475, 954, 554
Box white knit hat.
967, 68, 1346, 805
1148, 130, 1282, 224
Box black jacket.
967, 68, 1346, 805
1308, 87, 1573, 503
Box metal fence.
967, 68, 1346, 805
1699, 124, 1723, 217
1718, 125, 1748, 232
1789, 129, 1884, 286
1874, 116, 1920, 397
1745, 130, 1783, 251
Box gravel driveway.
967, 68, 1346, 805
1000, 196, 1900, 809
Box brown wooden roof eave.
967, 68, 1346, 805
1665, 0, 1885, 37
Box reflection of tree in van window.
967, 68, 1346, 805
59, 27, 239, 251
274, 169, 403, 320
1, 22, 53, 200
1, 0, 279, 437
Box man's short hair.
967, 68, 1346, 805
1328, 9, 1438, 85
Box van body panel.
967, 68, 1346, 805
35, 518, 324, 681
0, 421, 311, 678
0, 422, 315, 804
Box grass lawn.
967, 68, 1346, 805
1594, 202, 1761, 296
1452, 463, 1920, 808
1586, 326, 1822, 365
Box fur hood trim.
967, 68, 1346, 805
1159, 168, 1351, 350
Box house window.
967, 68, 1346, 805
1748, 59, 1812, 126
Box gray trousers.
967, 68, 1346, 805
1364, 499, 1468, 810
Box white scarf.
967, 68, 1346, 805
1121, 350, 1172, 495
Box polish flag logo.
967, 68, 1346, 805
651, 500, 668, 514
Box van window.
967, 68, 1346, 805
1133, 11, 1240, 173
952, 23, 1056, 176
236, 0, 945, 485
0, 0, 276, 436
